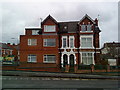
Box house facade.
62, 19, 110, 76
0, 43, 19, 64
101, 42, 120, 66
19, 14, 101, 72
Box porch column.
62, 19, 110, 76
74, 54, 77, 64
61, 54, 63, 67
68, 54, 70, 65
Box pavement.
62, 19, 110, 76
1, 70, 120, 80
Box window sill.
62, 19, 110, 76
43, 61, 56, 64
80, 31, 93, 32
79, 47, 94, 49
27, 62, 37, 63
28, 45, 37, 46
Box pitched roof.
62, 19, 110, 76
42, 15, 58, 24
2, 43, 13, 50
78, 14, 95, 24
58, 21, 79, 33
105, 42, 120, 47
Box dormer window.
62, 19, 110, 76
81, 24, 92, 32
81, 25, 86, 31
44, 25, 56, 32
87, 25, 92, 31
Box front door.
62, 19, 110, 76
63, 54, 68, 67
69, 54, 74, 72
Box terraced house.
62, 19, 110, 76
19, 14, 101, 72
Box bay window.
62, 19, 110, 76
80, 35, 93, 48
81, 52, 94, 65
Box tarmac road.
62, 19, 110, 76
1, 76, 120, 90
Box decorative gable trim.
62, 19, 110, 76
42, 15, 58, 25
78, 14, 95, 24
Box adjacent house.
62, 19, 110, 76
101, 42, 120, 66
0, 43, 19, 64
19, 14, 101, 72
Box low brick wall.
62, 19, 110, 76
75, 64, 120, 73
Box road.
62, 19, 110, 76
1, 76, 120, 90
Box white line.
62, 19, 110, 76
71, 79, 80, 80
42, 78, 51, 80
52, 78, 60, 80
61, 78, 70, 80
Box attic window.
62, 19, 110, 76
81, 24, 92, 32
44, 25, 56, 32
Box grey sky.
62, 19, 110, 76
1, 1, 118, 47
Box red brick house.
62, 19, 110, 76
0, 43, 19, 64
19, 14, 101, 72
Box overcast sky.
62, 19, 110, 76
0, 0, 119, 47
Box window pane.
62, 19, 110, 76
44, 55, 56, 63
63, 38, 67, 48
87, 25, 91, 31
70, 38, 74, 48
81, 37, 92, 47
32, 30, 39, 35
28, 39, 37, 46
44, 25, 55, 32
81, 25, 86, 31
82, 53, 93, 65
28, 55, 37, 62
44, 39, 56, 47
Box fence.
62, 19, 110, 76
75, 64, 120, 73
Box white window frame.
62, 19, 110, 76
43, 39, 56, 47
28, 54, 37, 63
32, 30, 39, 35
44, 25, 56, 32
62, 36, 68, 48
69, 36, 75, 48
80, 35, 94, 49
80, 24, 93, 32
43, 55, 56, 63
80, 52, 95, 65
28, 39, 37, 46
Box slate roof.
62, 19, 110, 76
1, 43, 13, 50
104, 42, 120, 47
24, 14, 101, 34
58, 21, 79, 33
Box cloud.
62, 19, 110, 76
1, 1, 118, 47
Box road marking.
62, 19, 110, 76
20, 78, 23, 80
52, 78, 60, 80
42, 78, 51, 80
71, 79, 80, 80
81, 79, 89, 80
61, 78, 70, 80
